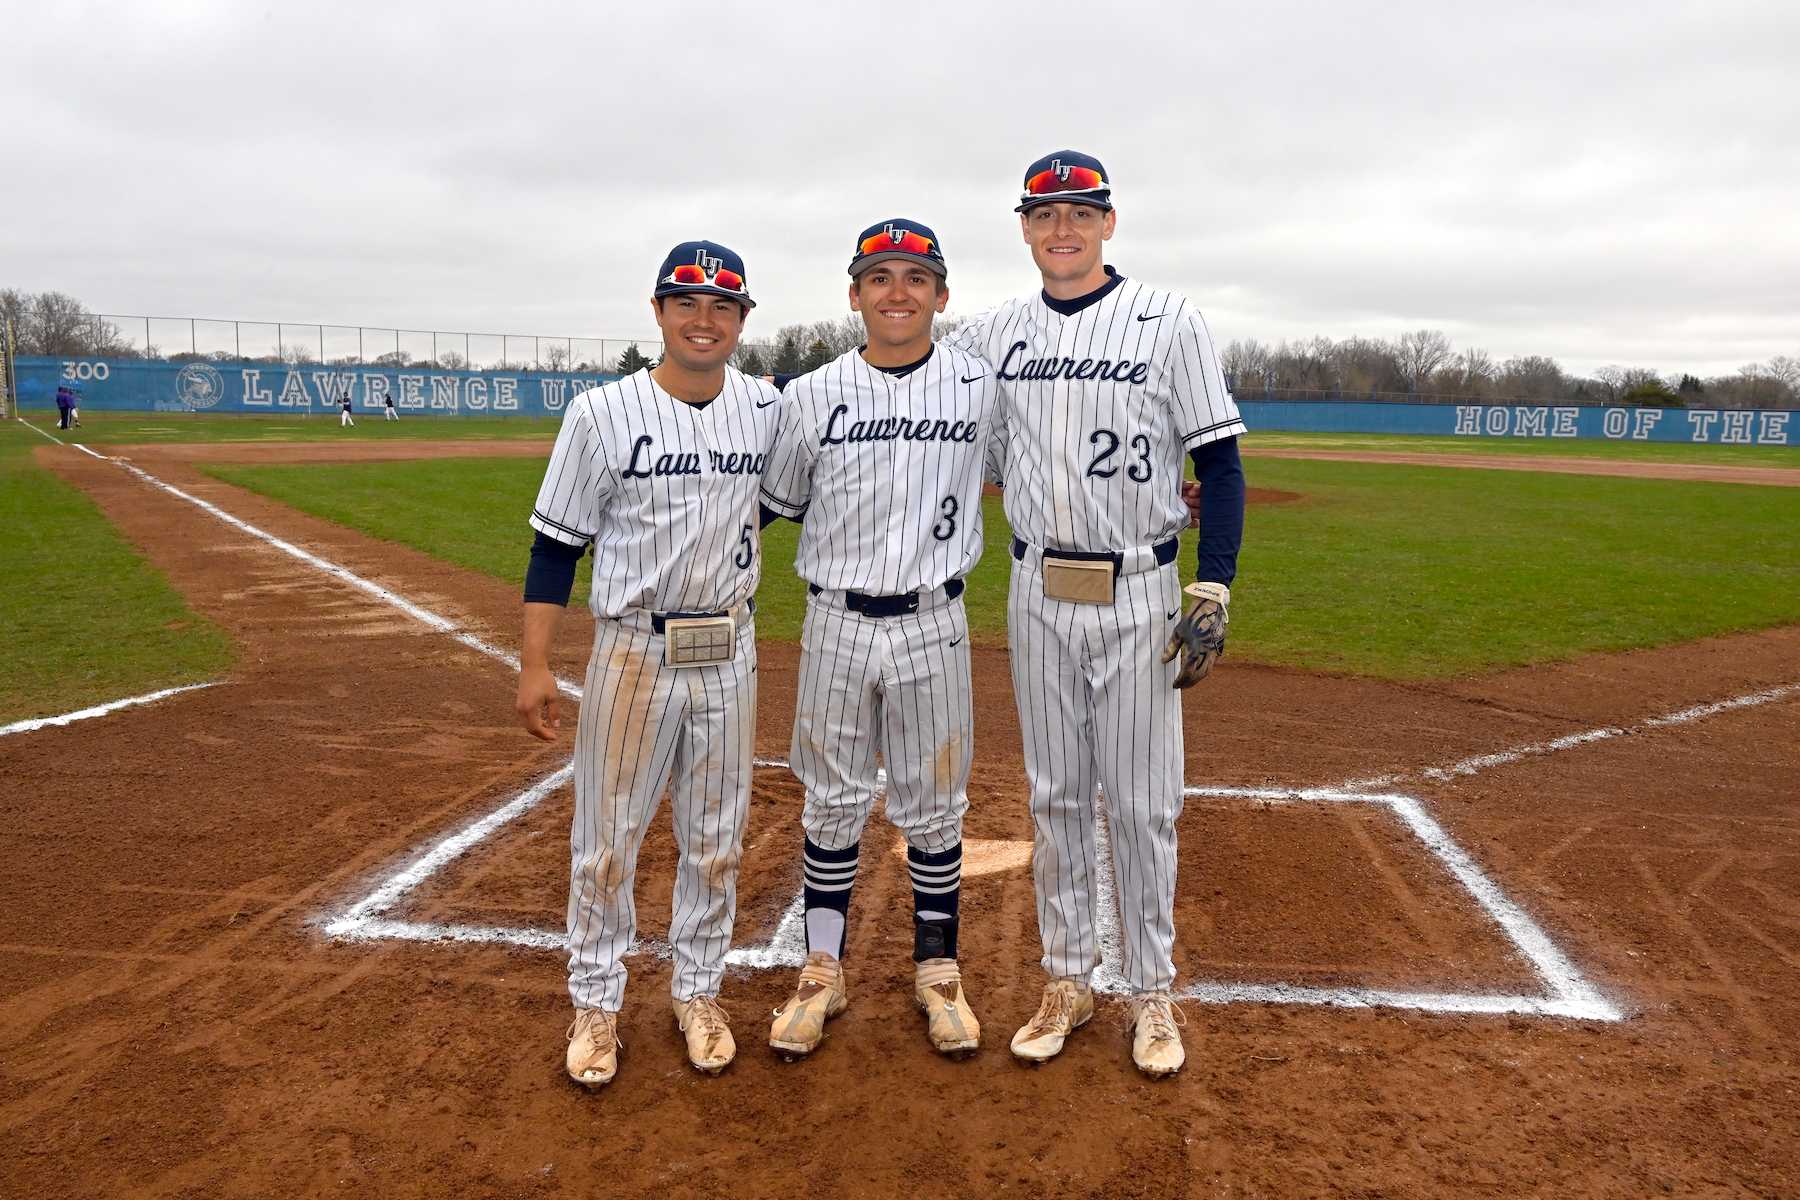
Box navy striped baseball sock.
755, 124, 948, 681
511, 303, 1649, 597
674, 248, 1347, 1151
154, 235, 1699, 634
802, 837, 859, 959
908, 842, 962, 962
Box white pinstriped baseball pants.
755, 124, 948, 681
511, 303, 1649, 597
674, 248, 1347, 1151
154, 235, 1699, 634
566, 612, 757, 1012
1008, 554, 1185, 993
789, 587, 972, 855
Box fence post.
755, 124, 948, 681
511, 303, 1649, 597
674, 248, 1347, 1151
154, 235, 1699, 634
235, 321, 241, 359
317, 325, 324, 364
190, 317, 196, 356
359, 327, 364, 363
432, 331, 438, 367
145, 317, 151, 357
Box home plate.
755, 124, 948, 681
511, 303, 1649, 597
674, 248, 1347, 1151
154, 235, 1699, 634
893, 837, 1031, 876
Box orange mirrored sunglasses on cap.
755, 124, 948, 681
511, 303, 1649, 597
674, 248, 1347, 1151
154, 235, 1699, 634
1024, 165, 1107, 196
662, 262, 748, 294
857, 228, 937, 258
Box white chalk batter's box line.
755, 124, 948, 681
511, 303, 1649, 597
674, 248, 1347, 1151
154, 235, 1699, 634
320, 758, 1626, 1022
69, 440, 1787, 1025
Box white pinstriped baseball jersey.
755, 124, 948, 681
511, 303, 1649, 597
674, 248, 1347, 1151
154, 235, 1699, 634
945, 276, 1244, 552
760, 345, 998, 593
529, 367, 783, 617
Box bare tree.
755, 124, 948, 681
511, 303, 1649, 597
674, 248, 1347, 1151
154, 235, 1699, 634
1449, 346, 1495, 392
540, 342, 572, 371
436, 350, 468, 370
1394, 329, 1453, 392
1593, 365, 1625, 402
1271, 336, 1335, 390
1764, 354, 1800, 392
1618, 367, 1666, 392
1220, 338, 1273, 389
1495, 355, 1567, 401
931, 315, 966, 341
1333, 336, 1405, 395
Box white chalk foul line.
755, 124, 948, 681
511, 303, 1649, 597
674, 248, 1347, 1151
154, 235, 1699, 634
1337, 681, 1800, 792
321, 758, 809, 971
18, 418, 65, 445
0, 682, 217, 738
1105, 784, 1624, 1021
71, 443, 585, 701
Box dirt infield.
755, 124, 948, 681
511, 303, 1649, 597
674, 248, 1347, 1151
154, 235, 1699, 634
4, 442, 1798, 1198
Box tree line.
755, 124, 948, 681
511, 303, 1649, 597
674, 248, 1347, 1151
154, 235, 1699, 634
8, 288, 1794, 408
1215, 329, 1799, 410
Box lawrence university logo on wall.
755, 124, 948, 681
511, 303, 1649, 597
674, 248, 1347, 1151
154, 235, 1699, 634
175, 363, 226, 410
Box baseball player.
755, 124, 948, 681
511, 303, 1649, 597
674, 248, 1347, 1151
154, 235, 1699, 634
515, 240, 783, 1088
383, 391, 398, 421
339, 392, 355, 427
944, 151, 1246, 1077
759, 219, 996, 1060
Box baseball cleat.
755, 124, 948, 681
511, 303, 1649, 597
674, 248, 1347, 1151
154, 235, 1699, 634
673, 994, 736, 1075
769, 950, 847, 1059
914, 958, 981, 1057
566, 1007, 621, 1088
1009, 977, 1094, 1064
1127, 991, 1187, 1077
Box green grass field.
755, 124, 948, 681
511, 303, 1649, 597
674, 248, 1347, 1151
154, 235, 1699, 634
0, 422, 232, 723
1245, 430, 1800, 467
15, 408, 562, 445
204, 453, 1800, 680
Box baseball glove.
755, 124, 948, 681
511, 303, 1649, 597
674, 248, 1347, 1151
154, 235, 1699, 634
1161, 582, 1229, 688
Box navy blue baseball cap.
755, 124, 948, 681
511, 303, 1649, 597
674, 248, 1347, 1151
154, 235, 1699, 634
652, 240, 756, 308
847, 218, 947, 278
1015, 150, 1113, 213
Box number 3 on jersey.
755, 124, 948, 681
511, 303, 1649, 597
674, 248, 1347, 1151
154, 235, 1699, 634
1086, 429, 1153, 482
932, 495, 958, 541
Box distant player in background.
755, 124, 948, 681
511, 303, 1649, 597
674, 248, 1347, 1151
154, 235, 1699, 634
383, 391, 398, 421
67, 384, 81, 427
760, 219, 996, 1061
945, 150, 1246, 1077
339, 392, 355, 427
516, 240, 784, 1089
55, 384, 71, 429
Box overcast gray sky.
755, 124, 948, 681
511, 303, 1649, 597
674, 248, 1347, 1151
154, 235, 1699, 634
4, 0, 1795, 376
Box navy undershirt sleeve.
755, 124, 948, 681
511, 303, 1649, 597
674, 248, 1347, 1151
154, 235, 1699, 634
523, 530, 585, 606
1188, 436, 1245, 587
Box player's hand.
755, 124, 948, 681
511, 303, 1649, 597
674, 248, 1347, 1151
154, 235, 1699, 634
1162, 582, 1229, 688
1180, 480, 1204, 528
516, 664, 563, 741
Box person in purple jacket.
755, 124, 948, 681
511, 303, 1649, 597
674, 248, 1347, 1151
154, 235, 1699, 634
55, 384, 72, 429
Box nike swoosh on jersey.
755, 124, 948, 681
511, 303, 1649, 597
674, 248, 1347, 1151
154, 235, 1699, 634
949, 635, 964, 647
1166, 609, 1178, 620
1135, 313, 1167, 323
755, 397, 780, 408
959, 374, 985, 384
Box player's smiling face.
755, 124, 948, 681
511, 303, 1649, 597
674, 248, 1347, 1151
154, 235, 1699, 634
850, 260, 947, 362
1021, 202, 1115, 294
651, 293, 746, 372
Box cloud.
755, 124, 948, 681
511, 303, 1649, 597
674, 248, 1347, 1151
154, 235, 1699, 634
3, 0, 1795, 377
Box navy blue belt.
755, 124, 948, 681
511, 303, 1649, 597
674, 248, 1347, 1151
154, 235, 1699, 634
1011, 537, 1178, 572
807, 578, 965, 618
651, 597, 753, 635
